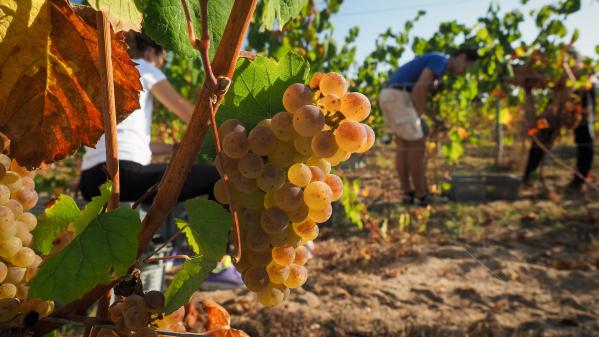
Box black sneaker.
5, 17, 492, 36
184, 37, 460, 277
415, 195, 430, 207
401, 191, 415, 205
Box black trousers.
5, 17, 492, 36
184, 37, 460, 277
524, 119, 594, 185
80, 160, 220, 202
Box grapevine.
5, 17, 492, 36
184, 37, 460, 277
213, 72, 375, 306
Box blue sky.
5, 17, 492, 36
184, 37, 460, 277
325, 0, 598, 64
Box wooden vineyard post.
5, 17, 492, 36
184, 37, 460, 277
95, 10, 119, 321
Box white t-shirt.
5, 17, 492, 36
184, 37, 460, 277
82, 58, 167, 170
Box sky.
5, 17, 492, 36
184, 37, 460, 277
324, 0, 598, 64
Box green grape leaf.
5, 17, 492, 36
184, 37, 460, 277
143, 0, 234, 59
29, 207, 142, 303
88, 0, 143, 32
175, 218, 199, 254
31, 195, 80, 255
163, 256, 215, 313
201, 52, 309, 157
163, 198, 231, 312
260, 0, 307, 31
70, 181, 113, 234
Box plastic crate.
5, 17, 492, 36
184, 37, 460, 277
446, 174, 521, 202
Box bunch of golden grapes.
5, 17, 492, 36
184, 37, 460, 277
0, 151, 53, 324
213, 72, 374, 306
101, 291, 186, 337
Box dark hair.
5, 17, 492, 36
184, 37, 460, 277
125, 31, 164, 57
453, 47, 479, 62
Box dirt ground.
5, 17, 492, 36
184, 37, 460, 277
189, 141, 599, 337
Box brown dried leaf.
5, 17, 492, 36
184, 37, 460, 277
201, 299, 249, 337
0, 0, 141, 168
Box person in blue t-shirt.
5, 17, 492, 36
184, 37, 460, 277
379, 48, 479, 206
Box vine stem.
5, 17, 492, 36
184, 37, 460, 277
33, 1, 257, 336
95, 9, 119, 325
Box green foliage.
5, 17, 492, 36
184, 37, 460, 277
29, 208, 142, 303
201, 52, 309, 157
259, 0, 308, 31
70, 181, 113, 234
340, 178, 366, 230
32, 195, 80, 255
142, 0, 234, 59
163, 198, 232, 313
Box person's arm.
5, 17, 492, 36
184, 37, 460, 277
150, 142, 174, 156
411, 68, 435, 117
524, 87, 536, 132
151, 80, 195, 123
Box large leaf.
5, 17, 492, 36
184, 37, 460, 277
142, 0, 234, 59
201, 52, 309, 156
88, 0, 143, 32
31, 195, 80, 255
70, 181, 112, 234
260, 0, 307, 31
29, 207, 142, 303
163, 198, 232, 312
0, 0, 141, 168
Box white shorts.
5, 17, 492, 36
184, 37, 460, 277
378, 88, 424, 141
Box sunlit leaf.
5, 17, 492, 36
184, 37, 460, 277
88, 0, 143, 32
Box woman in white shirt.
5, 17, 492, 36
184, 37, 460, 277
80, 32, 220, 202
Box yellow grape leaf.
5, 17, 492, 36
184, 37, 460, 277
88, 0, 143, 32
0, 0, 141, 168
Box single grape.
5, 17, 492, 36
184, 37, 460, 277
274, 183, 303, 211
243, 267, 269, 292
271, 111, 296, 141
292, 220, 319, 241
122, 294, 146, 311
238, 153, 264, 179
293, 105, 325, 137
21, 176, 35, 190
0, 172, 21, 193
266, 262, 289, 284
248, 248, 273, 267
0, 283, 16, 299
306, 157, 331, 174
0, 262, 6, 283
222, 131, 250, 159
0, 185, 9, 204
5, 200, 23, 218
355, 124, 375, 153
303, 181, 333, 210
293, 136, 313, 157
0, 155, 9, 171
320, 94, 341, 112
271, 244, 295, 266
0, 237, 22, 260
123, 305, 150, 330
248, 125, 276, 156
0, 298, 19, 322
143, 291, 165, 313
232, 175, 257, 193
16, 283, 28, 299
294, 246, 311, 265
5, 266, 26, 283
263, 191, 276, 209
241, 189, 264, 210
324, 174, 343, 201
213, 179, 230, 205
335, 120, 367, 152
288, 163, 312, 187
15, 221, 32, 247
308, 203, 332, 223
257, 163, 286, 192
288, 203, 309, 223
340, 92, 371, 121
283, 264, 308, 288
309, 72, 324, 89
214, 154, 239, 178
246, 226, 270, 252
268, 230, 289, 247
319, 73, 347, 97
0, 206, 14, 232
260, 207, 289, 235
0, 219, 16, 242
12, 188, 38, 211
18, 212, 36, 231
267, 141, 296, 168
257, 284, 289, 307
218, 119, 245, 138
308, 166, 323, 182
326, 147, 350, 166
109, 301, 125, 321
311, 130, 339, 158
283, 83, 313, 113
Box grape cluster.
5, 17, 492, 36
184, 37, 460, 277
0, 153, 53, 323
213, 72, 374, 306
103, 291, 186, 337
